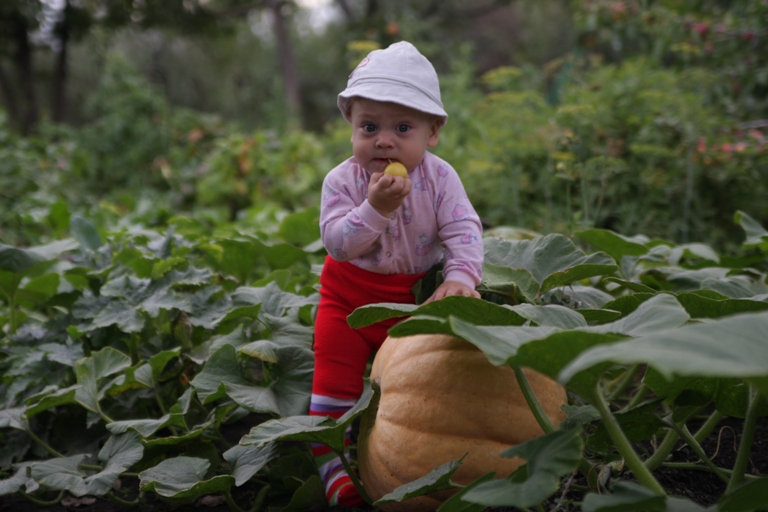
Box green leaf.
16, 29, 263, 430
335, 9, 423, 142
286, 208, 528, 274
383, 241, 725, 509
447, 317, 560, 366
83, 431, 144, 496
0, 240, 77, 274
582, 481, 708, 511
718, 477, 768, 512
511, 303, 587, 329
278, 206, 320, 247
584, 293, 689, 337
28, 454, 90, 496
139, 456, 234, 499
349, 295, 527, 329
107, 413, 187, 437
574, 228, 650, 262
0, 408, 27, 430
375, 456, 465, 506
281, 475, 327, 512
70, 214, 103, 250
559, 311, 768, 395
0, 465, 33, 496
735, 210, 768, 252
482, 235, 618, 302
436, 472, 496, 512
190, 344, 249, 404
223, 443, 280, 487
677, 291, 768, 319
461, 428, 583, 507
240, 380, 373, 451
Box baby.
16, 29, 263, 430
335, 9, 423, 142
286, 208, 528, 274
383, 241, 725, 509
310, 41, 484, 507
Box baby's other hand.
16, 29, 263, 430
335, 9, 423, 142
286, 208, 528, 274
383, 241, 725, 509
368, 172, 412, 217
423, 281, 481, 304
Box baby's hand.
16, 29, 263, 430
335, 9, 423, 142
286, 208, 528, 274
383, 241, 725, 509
423, 281, 481, 304
368, 172, 412, 217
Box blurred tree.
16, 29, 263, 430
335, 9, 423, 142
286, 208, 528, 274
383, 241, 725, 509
0, 0, 302, 132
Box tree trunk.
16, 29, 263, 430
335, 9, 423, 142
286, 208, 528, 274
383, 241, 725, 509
269, 0, 301, 126
0, 64, 20, 130
51, 0, 70, 123
12, 9, 38, 134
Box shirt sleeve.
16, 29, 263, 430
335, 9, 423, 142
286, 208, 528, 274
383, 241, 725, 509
319, 160, 390, 261
431, 161, 484, 287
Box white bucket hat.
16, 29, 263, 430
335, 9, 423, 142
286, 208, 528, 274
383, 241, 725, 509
338, 41, 448, 126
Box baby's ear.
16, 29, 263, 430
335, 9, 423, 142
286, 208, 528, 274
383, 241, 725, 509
427, 117, 442, 147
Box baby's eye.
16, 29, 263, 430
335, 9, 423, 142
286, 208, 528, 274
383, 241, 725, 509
363, 123, 376, 133
396, 124, 410, 133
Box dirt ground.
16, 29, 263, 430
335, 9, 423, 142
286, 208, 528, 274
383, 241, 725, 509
2, 414, 766, 512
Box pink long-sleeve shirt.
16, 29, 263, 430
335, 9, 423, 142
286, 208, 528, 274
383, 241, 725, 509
320, 151, 483, 289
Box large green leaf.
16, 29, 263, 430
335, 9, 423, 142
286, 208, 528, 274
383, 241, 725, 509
139, 456, 234, 499
239, 380, 373, 451
190, 344, 249, 404
83, 431, 144, 496
718, 477, 768, 512
735, 210, 768, 253
223, 442, 280, 487
559, 311, 768, 396
461, 428, 583, 508
0, 239, 78, 274
582, 481, 708, 511
278, 206, 320, 248
481, 235, 618, 302
574, 228, 650, 262
347, 295, 527, 329
374, 456, 465, 506
677, 290, 768, 319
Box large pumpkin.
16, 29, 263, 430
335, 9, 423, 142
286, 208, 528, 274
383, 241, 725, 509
358, 334, 568, 511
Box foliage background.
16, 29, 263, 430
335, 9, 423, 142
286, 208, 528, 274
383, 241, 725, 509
2, 2, 768, 511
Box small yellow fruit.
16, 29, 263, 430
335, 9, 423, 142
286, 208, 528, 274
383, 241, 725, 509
384, 161, 408, 177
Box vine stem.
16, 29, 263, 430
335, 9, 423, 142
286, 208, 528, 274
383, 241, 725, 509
589, 384, 665, 495
26, 429, 66, 458
513, 366, 555, 434
672, 423, 729, 484
20, 490, 65, 506
224, 489, 247, 512
693, 410, 724, 443
513, 366, 599, 489
335, 447, 372, 504
726, 386, 762, 493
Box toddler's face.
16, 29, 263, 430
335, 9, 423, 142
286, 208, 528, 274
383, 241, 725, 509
349, 98, 440, 175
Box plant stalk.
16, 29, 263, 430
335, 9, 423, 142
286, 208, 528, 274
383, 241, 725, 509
513, 366, 599, 489
513, 366, 555, 434
674, 423, 729, 484
224, 489, 247, 512
590, 384, 665, 495
692, 409, 724, 443
20, 490, 65, 506
27, 429, 66, 458
726, 386, 761, 493
335, 448, 372, 504
608, 364, 642, 403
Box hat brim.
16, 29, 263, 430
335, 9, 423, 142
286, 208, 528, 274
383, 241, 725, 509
338, 80, 448, 126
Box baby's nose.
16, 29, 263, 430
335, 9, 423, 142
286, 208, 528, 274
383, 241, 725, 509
375, 132, 395, 148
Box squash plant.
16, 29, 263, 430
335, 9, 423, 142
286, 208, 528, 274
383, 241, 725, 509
2, 208, 768, 511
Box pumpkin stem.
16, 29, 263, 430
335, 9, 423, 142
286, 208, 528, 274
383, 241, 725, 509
590, 383, 665, 495
513, 366, 556, 434
726, 385, 762, 493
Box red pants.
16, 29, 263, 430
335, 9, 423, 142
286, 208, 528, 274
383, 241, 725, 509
312, 255, 426, 400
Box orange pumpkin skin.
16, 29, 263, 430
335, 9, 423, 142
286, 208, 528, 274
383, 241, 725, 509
358, 334, 568, 512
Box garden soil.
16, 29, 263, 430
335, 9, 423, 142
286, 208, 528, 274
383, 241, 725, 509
1, 414, 766, 512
